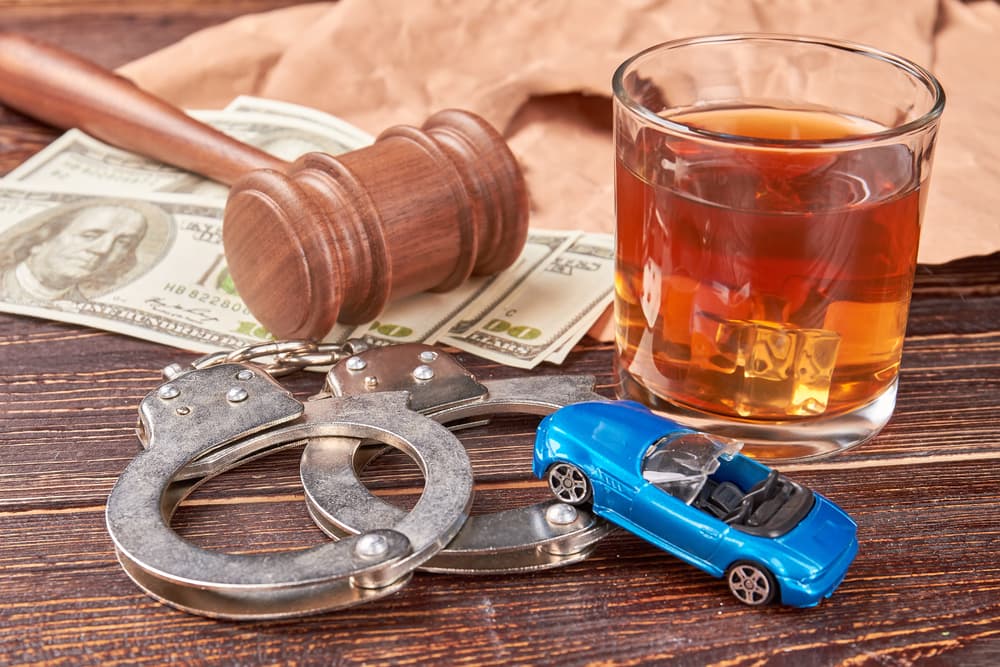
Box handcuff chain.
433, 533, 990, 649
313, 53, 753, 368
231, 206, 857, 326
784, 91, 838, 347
163, 339, 370, 379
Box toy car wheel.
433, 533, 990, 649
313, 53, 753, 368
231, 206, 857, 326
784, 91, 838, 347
546, 463, 592, 505
725, 561, 778, 606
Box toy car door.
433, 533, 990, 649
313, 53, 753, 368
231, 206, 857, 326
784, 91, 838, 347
629, 483, 725, 564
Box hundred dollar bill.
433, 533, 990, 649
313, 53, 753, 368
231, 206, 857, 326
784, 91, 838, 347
544, 303, 611, 366
0, 184, 278, 351
488, 232, 614, 365
197, 108, 371, 160
225, 95, 374, 148
347, 230, 580, 347
4, 109, 372, 198
439, 232, 615, 369
5, 129, 230, 200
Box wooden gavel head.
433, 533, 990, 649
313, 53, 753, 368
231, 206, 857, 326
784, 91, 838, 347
0, 34, 530, 342
224, 109, 528, 340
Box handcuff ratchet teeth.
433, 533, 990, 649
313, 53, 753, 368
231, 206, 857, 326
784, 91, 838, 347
106, 360, 473, 620
302, 344, 615, 574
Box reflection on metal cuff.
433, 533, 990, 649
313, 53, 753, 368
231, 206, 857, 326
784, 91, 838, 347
106, 362, 473, 620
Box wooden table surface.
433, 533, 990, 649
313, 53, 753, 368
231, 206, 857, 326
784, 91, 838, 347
2, 2, 999, 665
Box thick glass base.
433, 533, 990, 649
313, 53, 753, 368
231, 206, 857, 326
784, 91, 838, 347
615, 365, 897, 462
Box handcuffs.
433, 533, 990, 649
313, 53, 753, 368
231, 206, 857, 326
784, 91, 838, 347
106, 342, 614, 619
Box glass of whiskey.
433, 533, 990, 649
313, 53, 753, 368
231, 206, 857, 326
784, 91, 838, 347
612, 34, 945, 460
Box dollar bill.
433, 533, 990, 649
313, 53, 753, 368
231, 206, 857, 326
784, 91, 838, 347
544, 304, 611, 366
5, 129, 229, 200
225, 95, 375, 148
347, 230, 580, 347
197, 108, 371, 160
0, 184, 275, 351
439, 232, 615, 369
5, 109, 372, 197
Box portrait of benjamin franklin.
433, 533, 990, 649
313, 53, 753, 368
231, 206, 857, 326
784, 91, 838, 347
0, 198, 171, 305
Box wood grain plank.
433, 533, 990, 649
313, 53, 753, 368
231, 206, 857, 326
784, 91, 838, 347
3, 322, 1000, 505
2, 463, 998, 666
0, 2, 998, 665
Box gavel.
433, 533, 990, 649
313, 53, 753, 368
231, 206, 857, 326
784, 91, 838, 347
0, 33, 529, 339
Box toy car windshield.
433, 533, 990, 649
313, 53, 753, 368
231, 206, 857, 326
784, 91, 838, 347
641, 433, 744, 504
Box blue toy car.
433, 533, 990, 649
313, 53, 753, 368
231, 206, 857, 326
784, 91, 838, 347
532, 400, 858, 607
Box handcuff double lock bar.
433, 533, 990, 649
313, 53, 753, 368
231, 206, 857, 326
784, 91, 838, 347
105, 342, 614, 619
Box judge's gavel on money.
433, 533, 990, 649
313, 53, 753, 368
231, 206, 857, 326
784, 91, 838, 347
0, 33, 529, 339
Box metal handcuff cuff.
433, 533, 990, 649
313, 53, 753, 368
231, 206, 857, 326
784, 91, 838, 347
106, 341, 613, 620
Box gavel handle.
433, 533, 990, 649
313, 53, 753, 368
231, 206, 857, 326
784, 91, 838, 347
0, 33, 287, 185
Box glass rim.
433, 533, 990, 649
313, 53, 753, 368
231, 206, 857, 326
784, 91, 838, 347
612, 33, 946, 149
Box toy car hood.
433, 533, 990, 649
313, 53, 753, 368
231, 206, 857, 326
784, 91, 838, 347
775, 494, 858, 569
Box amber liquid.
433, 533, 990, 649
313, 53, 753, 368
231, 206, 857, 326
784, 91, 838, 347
615, 107, 922, 420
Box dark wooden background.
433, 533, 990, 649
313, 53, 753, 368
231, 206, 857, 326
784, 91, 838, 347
1, 2, 999, 665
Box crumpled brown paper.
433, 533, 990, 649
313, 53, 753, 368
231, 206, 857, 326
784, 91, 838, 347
119, 0, 999, 340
